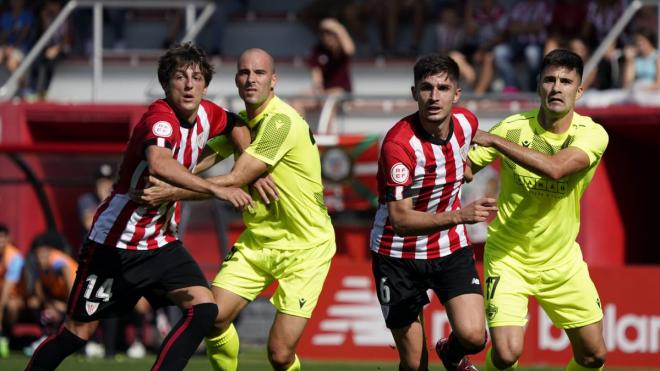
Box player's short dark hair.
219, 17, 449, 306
413, 54, 460, 85
0, 224, 8, 234
540, 49, 584, 81
158, 42, 214, 89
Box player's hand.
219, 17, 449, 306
213, 186, 254, 211
472, 130, 495, 147
457, 197, 497, 224
130, 175, 176, 206
251, 174, 279, 204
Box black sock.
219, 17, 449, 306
151, 303, 218, 371
25, 326, 86, 371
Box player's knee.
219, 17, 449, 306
267, 344, 295, 370
190, 303, 218, 329
492, 344, 522, 369
577, 347, 607, 368
399, 359, 427, 371
64, 319, 98, 341
460, 330, 488, 354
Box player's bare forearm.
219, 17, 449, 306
474, 130, 589, 180
388, 197, 497, 236
207, 152, 267, 188
193, 150, 221, 175
230, 123, 251, 153
389, 208, 463, 236
146, 146, 217, 195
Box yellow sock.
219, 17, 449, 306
205, 323, 239, 371
279, 354, 300, 371
566, 358, 604, 371
484, 347, 518, 371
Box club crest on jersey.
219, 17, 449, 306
390, 163, 409, 184
85, 301, 100, 316
152, 121, 173, 138
197, 135, 206, 149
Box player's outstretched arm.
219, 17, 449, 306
388, 197, 497, 236
473, 129, 590, 180
147, 145, 223, 195
144, 145, 253, 208
206, 152, 278, 204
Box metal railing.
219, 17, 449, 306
0, 0, 215, 101
584, 0, 660, 79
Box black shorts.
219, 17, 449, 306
371, 247, 482, 329
67, 239, 209, 322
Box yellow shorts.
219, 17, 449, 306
484, 255, 603, 329
212, 239, 335, 318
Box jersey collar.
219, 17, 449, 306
239, 96, 281, 129
414, 112, 454, 145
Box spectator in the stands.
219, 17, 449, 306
77, 163, 114, 237
0, 0, 35, 75
578, 0, 627, 89
27, 0, 70, 100
375, 0, 426, 56
440, 0, 504, 95
0, 224, 25, 358
544, 0, 588, 54
309, 17, 354, 95
23, 231, 76, 356
492, 0, 552, 92
623, 29, 660, 91
295, 17, 355, 127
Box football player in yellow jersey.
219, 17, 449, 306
137, 48, 335, 371
468, 49, 608, 371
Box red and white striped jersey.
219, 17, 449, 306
370, 107, 478, 259
89, 99, 235, 250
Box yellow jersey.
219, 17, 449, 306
236, 96, 334, 250
469, 109, 608, 270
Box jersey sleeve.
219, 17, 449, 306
245, 112, 296, 167
468, 120, 503, 167
465, 109, 479, 140
141, 114, 179, 153
381, 140, 416, 202
569, 122, 609, 165
205, 101, 241, 138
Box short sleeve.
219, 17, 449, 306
569, 123, 609, 165
205, 100, 242, 138
245, 112, 296, 166
468, 121, 503, 168
381, 140, 415, 201
142, 116, 178, 151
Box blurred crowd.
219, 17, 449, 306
0, 0, 658, 99
0, 163, 177, 359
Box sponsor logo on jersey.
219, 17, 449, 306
152, 121, 173, 138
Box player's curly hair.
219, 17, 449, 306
157, 42, 215, 89
413, 54, 460, 85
